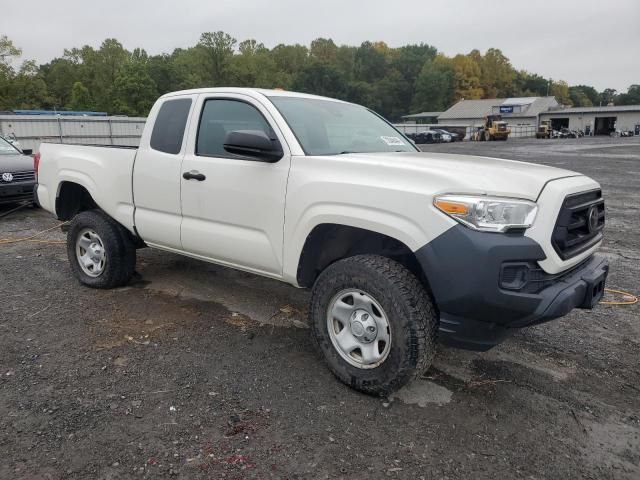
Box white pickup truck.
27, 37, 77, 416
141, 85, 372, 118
36, 88, 608, 395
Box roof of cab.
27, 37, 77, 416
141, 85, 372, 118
160, 87, 347, 103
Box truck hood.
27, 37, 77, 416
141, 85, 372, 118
337, 151, 582, 200
0, 153, 33, 173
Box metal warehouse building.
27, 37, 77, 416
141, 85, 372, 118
539, 105, 640, 136
437, 96, 559, 135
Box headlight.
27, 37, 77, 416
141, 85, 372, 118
434, 194, 538, 233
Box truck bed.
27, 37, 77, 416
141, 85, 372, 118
36, 142, 138, 232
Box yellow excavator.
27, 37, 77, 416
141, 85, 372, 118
536, 120, 552, 139
476, 114, 510, 141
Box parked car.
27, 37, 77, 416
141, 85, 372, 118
0, 135, 36, 205
36, 88, 608, 395
2, 133, 22, 151
618, 130, 635, 137
414, 129, 441, 144
404, 132, 417, 142
559, 128, 579, 139
432, 128, 460, 142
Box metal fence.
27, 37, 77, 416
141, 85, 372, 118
2, 115, 539, 151
394, 123, 538, 140
0, 115, 146, 151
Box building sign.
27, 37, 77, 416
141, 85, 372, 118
499, 106, 514, 114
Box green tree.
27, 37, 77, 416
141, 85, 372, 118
197, 31, 237, 85
0, 35, 21, 109
270, 43, 309, 89
309, 38, 338, 64
68, 81, 92, 110
599, 88, 617, 106
515, 71, 549, 96
616, 85, 640, 105
477, 48, 516, 98
569, 85, 599, 105
112, 62, 158, 116
0, 35, 21, 67
411, 58, 455, 112
374, 68, 411, 120
390, 43, 437, 85
293, 60, 346, 99
170, 47, 207, 90
9, 60, 51, 109
550, 80, 572, 105
449, 54, 483, 100
354, 41, 387, 83
147, 54, 181, 95
229, 39, 278, 88
568, 86, 593, 107
40, 58, 79, 107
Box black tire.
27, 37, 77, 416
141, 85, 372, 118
66, 209, 136, 289
309, 255, 437, 396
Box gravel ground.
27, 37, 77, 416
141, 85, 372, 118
1, 137, 639, 479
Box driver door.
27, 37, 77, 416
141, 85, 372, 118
179, 94, 291, 277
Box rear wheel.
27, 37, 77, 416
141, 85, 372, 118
310, 255, 437, 396
67, 210, 136, 289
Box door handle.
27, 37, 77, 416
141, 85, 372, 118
183, 170, 206, 181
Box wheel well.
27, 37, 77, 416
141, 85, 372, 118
296, 224, 431, 291
56, 182, 98, 221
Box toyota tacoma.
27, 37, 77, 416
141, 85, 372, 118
35, 88, 608, 395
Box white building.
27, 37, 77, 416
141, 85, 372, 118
539, 105, 640, 136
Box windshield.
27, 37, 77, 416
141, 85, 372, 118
268, 96, 418, 155
0, 137, 20, 155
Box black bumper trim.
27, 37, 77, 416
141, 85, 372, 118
415, 225, 608, 351
0, 181, 37, 205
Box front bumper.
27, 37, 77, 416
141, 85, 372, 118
0, 182, 36, 205
415, 225, 608, 351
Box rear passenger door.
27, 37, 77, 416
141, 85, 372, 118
179, 94, 291, 277
133, 95, 196, 249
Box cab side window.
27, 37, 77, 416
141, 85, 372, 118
196, 99, 272, 157
150, 98, 192, 154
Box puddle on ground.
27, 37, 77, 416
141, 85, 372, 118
390, 380, 452, 407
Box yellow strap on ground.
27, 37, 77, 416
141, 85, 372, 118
0, 222, 67, 245
600, 288, 638, 306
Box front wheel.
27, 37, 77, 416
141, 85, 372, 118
67, 210, 136, 289
309, 255, 437, 396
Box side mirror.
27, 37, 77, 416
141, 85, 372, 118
22, 148, 33, 156
223, 130, 283, 162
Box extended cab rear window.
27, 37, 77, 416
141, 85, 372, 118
150, 98, 192, 154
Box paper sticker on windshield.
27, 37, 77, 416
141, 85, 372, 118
380, 136, 405, 146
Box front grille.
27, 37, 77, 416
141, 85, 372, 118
552, 189, 604, 260
0, 170, 35, 183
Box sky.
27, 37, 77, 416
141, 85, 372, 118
2, 0, 639, 92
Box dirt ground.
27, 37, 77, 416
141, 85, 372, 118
1, 137, 639, 479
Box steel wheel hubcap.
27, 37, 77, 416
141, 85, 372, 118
76, 228, 106, 277
327, 289, 391, 369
